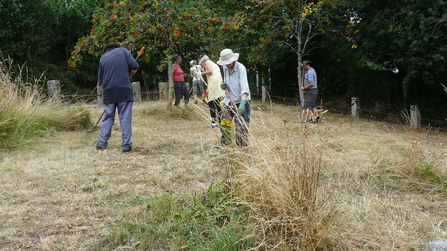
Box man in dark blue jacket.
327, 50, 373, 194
96, 44, 139, 152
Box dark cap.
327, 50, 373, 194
103, 43, 120, 54
302, 60, 312, 66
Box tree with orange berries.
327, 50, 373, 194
69, 0, 236, 107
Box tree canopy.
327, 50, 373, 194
1, 0, 446, 120
344, 0, 447, 106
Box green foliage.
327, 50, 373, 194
1, 0, 446, 120
232, 0, 335, 99
101, 183, 255, 250
342, 0, 447, 104
0, 0, 104, 90
69, 0, 236, 68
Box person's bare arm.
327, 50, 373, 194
129, 69, 138, 77
201, 61, 213, 75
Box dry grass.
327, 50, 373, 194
0, 100, 446, 250
0, 55, 91, 150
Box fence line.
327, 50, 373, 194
48, 80, 446, 128
251, 92, 446, 127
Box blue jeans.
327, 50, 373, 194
97, 101, 133, 150
174, 81, 190, 105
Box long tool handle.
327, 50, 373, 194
225, 89, 251, 135
135, 47, 145, 61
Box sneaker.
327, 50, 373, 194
95, 143, 105, 150
214, 140, 230, 148
315, 117, 320, 123
206, 123, 218, 128
123, 146, 132, 153
194, 100, 198, 105
305, 119, 313, 123
214, 142, 225, 149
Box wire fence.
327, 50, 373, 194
251, 93, 447, 129
60, 90, 446, 130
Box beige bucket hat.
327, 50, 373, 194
217, 49, 239, 65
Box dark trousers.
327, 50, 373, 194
208, 98, 222, 124
174, 81, 190, 106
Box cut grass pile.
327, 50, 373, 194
0, 56, 91, 150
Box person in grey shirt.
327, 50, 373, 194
96, 43, 139, 152
216, 48, 251, 148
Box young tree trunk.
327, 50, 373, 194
167, 60, 174, 108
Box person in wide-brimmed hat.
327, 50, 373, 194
216, 48, 239, 65
215, 49, 251, 148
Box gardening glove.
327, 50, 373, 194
220, 83, 227, 90
238, 100, 247, 115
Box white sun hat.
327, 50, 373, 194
217, 49, 239, 65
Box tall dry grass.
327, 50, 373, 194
0, 55, 90, 150
230, 122, 334, 249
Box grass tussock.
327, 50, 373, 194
231, 124, 335, 250
0, 55, 90, 150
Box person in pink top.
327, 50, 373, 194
172, 55, 190, 107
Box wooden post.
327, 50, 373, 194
351, 97, 360, 118
97, 84, 103, 106
132, 81, 141, 102
262, 86, 269, 103
158, 82, 168, 100
410, 105, 421, 128
47, 80, 61, 101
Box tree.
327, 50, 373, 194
342, 0, 447, 108
234, 0, 334, 115
0, 0, 65, 68
69, 0, 236, 107
0, 0, 103, 90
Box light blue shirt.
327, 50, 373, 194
305, 67, 317, 90
222, 61, 251, 104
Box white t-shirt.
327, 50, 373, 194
190, 65, 202, 81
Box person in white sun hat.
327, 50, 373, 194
215, 48, 251, 148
